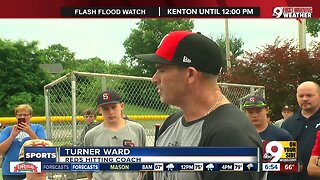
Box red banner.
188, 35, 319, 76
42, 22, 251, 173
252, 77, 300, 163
0, 0, 318, 18
279, 162, 300, 173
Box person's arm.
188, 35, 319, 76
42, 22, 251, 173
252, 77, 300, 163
0, 126, 20, 154
307, 156, 320, 176
35, 124, 47, 139
308, 131, 320, 176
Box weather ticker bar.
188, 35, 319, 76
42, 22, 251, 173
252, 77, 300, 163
33, 162, 260, 172
60, 7, 260, 18
11, 145, 301, 173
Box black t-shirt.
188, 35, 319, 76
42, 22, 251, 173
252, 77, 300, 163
260, 124, 293, 141
259, 124, 293, 180
152, 104, 264, 180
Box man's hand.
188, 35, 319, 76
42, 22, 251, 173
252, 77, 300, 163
10, 125, 20, 138
18, 122, 33, 135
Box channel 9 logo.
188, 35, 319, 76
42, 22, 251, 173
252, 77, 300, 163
263, 141, 297, 162
273, 7, 283, 18
272, 7, 313, 18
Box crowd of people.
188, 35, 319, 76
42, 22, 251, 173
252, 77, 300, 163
0, 30, 319, 180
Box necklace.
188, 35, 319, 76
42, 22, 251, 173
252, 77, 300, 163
203, 95, 225, 117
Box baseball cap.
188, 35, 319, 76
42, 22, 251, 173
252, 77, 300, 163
135, 31, 224, 75
243, 95, 268, 109
97, 90, 121, 107
282, 105, 293, 112
19, 139, 53, 161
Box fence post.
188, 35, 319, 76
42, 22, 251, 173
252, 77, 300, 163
101, 76, 106, 91
250, 86, 255, 95
44, 88, 51, 140
71, 72, 77, 146
71, 72, 78, 180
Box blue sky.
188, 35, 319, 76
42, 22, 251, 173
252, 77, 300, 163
0, 19, 318, 62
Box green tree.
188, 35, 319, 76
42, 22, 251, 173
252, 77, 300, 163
212, 34, 244, 68
105, 63, 137, 75
76, 57, 109, 73
76, 57, 135, 75
122, 19, 194, 77
222, 38, 320, 120
0, 39, 51, 115
213, 34, 244, 58
6, 92, 45, 115
306, 19, 320, 37
39, 44, 79, 71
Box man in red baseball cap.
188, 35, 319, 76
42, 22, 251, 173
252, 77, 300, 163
136, 31, 263, 180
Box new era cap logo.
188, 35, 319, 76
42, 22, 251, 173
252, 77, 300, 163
182, 56, 191, 63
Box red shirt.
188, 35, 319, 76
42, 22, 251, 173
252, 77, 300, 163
311, 131, 320, 156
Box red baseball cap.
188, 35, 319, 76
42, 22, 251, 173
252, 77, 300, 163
135, 31, 224, 75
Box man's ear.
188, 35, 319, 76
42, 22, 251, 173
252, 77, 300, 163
120, 102, 125, 109
186, 67, 198, 83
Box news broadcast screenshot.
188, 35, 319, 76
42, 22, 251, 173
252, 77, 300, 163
0, 0, 319, 180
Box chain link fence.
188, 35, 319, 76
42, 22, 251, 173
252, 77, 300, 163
43, 71, 264, 179
44, 71, 265, 147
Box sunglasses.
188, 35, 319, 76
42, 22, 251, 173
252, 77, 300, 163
84, 115, 95, 118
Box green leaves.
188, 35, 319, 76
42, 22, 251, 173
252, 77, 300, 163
0, 38, 51, 115
122, 19, 194, 77
306, 19, 320, 37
